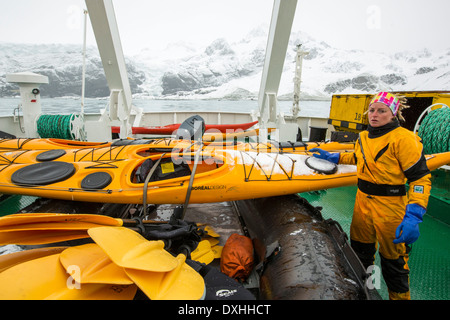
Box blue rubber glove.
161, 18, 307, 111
393, 203, 426, 245
309, 148, 339, 164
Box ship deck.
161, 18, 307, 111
301, 184, 449, 300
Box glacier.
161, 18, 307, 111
1, 27, 449, 100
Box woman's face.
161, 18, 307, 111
368, 102, 395, 127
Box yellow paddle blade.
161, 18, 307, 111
88, 227, 178, 272
59, 244, 133, 285
0, 229, 89, 245
191, 240, 215, 265
196, 223, 220, 238
203, 225, 220, 238
125, 254, 205, 300
211, 245, 223, 259
0, 247, 67, 273
203, 237, 219, 247
0, 253, 137, 300
0, 213, 123, 228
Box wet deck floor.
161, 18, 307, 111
301, 185, 450, 300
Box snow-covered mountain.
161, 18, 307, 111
0, 43, 145, 98
1, 27, 449, 100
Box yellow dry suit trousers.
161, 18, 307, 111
350, 190, 411, 300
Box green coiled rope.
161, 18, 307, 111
37, 114, 77, 140
418, 107, 450, 154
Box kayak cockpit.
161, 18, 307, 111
132, 153, 225, 185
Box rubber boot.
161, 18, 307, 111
388, 290, 411, 300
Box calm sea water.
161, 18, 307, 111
0, 97, 331, 118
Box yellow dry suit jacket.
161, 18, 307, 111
339, 122, 431, 209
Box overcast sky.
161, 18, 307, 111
1, 0, 449, 55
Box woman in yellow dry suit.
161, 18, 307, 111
311, 92, 431, 300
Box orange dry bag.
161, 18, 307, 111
220, 233, 254, 281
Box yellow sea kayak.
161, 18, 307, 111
0, 138, 112, 150
0, 137, 354, 153
0, 146, 448, 204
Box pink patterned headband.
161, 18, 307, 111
369, 92, 400, 115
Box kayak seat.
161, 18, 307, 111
136, 158, 154, 182
136, 158, 191, 183
176, 115, 205, 140
11, 161, 76, 186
